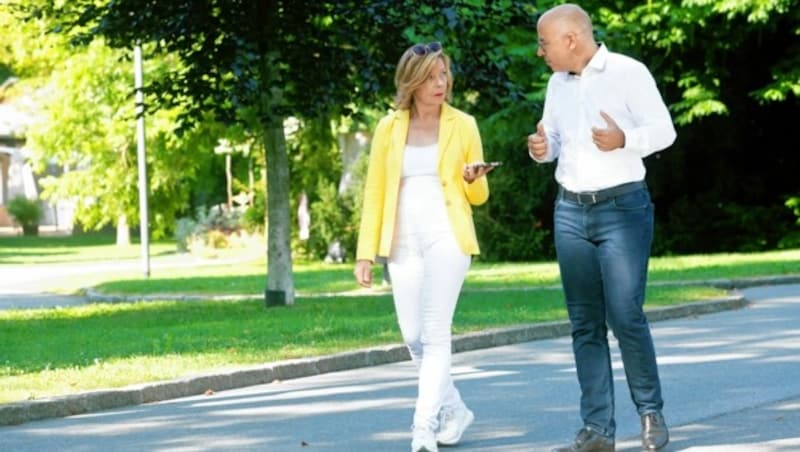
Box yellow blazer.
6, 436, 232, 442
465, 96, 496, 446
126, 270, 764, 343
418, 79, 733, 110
356, 103, 489, 261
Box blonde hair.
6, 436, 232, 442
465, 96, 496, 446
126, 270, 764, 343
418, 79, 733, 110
393, 44, 453, 111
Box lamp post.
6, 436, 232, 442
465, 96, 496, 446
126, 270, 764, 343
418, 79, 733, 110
134, 43, 150, 278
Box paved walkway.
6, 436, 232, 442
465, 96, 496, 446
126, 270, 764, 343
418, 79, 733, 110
1, 283, 799, 451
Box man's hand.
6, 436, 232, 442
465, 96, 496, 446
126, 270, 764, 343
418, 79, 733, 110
527, 121, 548, 160
591, 111, 626, 151
353, 259, 373, 288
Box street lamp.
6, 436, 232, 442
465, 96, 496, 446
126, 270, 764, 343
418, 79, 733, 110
134, 43, 150, 278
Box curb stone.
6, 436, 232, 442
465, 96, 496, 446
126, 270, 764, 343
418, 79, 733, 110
5, 275, 799, 426
1, 297, 754, 427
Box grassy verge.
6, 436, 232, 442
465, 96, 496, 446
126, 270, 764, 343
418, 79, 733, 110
0, 284, 723, 404
0, 232, 176, 264
91, 249, 800, 296
1, 234, 797, 405
3, 233, 799, 296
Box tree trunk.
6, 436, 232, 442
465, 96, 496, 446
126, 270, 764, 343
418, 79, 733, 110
116, 214, 130, 246
225, 153, 232, 210
258, 0, 293, 306
264, 124, 294, 306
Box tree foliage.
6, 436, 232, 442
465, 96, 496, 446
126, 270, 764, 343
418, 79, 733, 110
598, 0, 800, 254
11, 0, 800, 267
34, 0, 412, 304
23, 39, 218, 239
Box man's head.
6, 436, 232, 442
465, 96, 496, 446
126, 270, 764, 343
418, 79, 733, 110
536, 4, 596, 74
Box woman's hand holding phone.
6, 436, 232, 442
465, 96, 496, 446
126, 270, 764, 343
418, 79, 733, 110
463, 161, 501, 183
470, 161, 503, 169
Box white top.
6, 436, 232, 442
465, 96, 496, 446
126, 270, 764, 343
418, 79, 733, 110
396, 143, 450, 236
402, 143, 439, 177
533, 44, 677, 192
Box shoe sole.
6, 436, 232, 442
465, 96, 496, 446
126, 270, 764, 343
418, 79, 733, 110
644, 438, 669, 451
436, 410, 474, 446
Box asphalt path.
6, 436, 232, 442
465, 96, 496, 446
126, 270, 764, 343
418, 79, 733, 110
1, 284, 798, 451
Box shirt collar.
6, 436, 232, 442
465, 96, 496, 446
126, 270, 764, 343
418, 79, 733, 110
566, 43, 608, 78
586, 43, 608, 73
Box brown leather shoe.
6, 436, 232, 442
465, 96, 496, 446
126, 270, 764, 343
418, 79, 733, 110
641, 412, 669, 450
551, 427, 615, 452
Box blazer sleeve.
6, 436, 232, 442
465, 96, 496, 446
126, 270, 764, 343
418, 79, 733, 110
355, 116, 391, 262
461, 115, 489, 206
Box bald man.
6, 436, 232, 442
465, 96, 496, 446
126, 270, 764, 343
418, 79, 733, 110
528, 4, 675, 452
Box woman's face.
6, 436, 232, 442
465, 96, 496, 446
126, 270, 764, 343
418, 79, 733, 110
412, 57, 448, 108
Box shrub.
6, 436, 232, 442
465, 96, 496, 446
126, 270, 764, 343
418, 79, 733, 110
241, 189, 266, 233
305, 168, 366, 263
7, 195, 43, 236
174, 204, 262, 258
173, 217, 197, 252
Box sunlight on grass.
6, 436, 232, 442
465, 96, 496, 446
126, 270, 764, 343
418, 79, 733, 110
466, 261, 562, 287
0, 233, 177, 264
97, 260, 361, 295
91, 249, 800, 296
3, 232, 798, 296
648, 249, 800, 281
1, 233, 797, 405
0, 285, 727, 404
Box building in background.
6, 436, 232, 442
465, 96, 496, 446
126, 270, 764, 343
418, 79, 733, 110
0, 78, 74, 234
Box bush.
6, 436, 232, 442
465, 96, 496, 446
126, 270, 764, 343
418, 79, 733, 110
7, 195, 43, 236
173, 217, 197, 252
241, 188, 266, 233
653, 195, 796, 255
174, 204, 263, 258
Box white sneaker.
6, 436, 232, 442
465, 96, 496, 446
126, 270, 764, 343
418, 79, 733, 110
436, 403, 474, 446
411, 426, 438, 452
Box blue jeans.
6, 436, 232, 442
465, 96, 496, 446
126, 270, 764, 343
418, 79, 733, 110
553, 185, 663, 437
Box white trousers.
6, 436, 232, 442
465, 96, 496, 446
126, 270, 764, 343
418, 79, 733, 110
389, 175, 471, 431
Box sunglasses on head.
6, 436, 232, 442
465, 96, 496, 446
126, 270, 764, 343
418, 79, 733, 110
411, 42, 442, 56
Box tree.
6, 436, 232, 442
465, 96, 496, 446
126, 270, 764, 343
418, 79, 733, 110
29, 0, 559, 269
594, 0, 800, 253
3, 1, 227, 244
0, 1, 71, 85
24, 39, 218, 242
29, 0, 797, 265
31, 1, 449, 305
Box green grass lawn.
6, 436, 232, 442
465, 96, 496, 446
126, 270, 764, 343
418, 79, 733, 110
1, 233, 798, 405
0, 285, 723, 404
91, 248, 800, 296
0, 232, 177, 264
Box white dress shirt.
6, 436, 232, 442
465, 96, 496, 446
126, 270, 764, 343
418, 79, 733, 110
533, 44, 677, 192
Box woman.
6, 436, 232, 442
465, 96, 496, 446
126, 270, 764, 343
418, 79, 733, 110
353, 41, 494, 452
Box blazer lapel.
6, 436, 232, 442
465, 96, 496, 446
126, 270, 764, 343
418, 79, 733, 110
438, 103, 457, 169
388, 109, 409, 179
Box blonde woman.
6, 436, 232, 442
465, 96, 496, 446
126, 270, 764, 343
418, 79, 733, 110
354, 42, 494, 452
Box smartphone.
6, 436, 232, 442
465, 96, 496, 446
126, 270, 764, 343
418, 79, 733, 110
471, 161, 503, 169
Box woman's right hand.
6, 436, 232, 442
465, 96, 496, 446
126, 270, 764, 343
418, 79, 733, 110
354, 259, 373, 288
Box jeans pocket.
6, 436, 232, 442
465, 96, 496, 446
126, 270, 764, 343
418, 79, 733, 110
612, 189, 650, 210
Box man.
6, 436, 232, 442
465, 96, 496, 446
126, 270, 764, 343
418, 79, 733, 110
527, 4, 676, 452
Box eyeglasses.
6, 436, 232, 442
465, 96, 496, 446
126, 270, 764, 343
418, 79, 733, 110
411, 42, 442, 56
